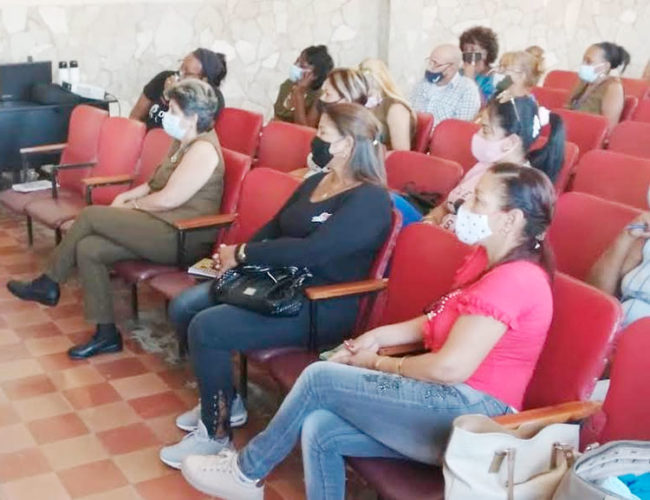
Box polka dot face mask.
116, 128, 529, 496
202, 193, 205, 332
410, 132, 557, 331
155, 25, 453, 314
455, 203, 493, 245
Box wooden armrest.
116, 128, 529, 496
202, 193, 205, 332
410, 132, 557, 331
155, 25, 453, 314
377, 342, 426, 356
82, 174, 134, 187
493, 400, 602, 430
174, 213, 237, 231
305, 278, 388, 301
20, 143, 67, 155
53, 162, 96, 171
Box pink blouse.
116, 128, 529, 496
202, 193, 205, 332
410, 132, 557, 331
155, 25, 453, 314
422, 258, 553, 410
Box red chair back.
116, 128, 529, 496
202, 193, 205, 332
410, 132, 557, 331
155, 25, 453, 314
386, 151, 462, 199
620, 95, 639, 121
543, 70, 579, 91
531, 136, 579, 193
548, 192, 641, 281
221, 168, 300, 246
523, 273, 621, 409
256, 120, 316, 172
621, 77, 650, 100
428, 119, 480, 173
599, 319, 650, 442
368, 223, 472, 328
608, 121, 650, 159
531, 86, 569, 110
134, 128, 173, 184
572, 150, 650, 210
632, 99, 650, 123
546, 109, 607, 158
214, 107, 263, 157
412, 112, 434, 153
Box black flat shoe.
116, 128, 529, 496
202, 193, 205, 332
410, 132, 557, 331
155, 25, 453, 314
7, 275, 60, 306
68, 330, 123, 359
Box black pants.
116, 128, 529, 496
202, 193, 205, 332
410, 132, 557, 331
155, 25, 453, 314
168, 280, 358, 437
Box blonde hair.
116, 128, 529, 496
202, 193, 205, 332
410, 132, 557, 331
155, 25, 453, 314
326, 68, 370, 105
359, 58, 416, 120
499, 47, 546, 88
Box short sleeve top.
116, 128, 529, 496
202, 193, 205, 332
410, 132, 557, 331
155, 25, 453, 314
422, 259, 553, 410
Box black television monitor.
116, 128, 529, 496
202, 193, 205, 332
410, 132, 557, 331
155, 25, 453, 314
0, 61, 52, 102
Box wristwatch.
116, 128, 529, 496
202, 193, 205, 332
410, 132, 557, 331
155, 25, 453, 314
235, 244, 247, 264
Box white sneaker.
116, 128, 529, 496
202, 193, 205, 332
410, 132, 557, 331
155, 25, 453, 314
175, 394, 248, 432
159, 420, 229, 469
181, 449, 264, 500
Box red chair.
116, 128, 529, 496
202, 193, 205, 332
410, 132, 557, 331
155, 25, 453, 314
548, 192, 641, 281
148, 168, 302, 301
531, 136, 579, 193
386, 151, 462, 199
621, 77, 650, 100
347, 272, 621, 500
572, 149, 650, 210
255, 120, 316, 172
214, 107, 263, 157
632, 99, 650, 123
531, 86, 569, 110
0, 104, 108, 244
608, 121, 650, 159
545, 108, 608, 158
112, 147, 253, 317
428, 119, 480, 173
543, 70, 579, 91
412, 112, 434, 153
24, 117, 145, 242
620, 95, 639, 121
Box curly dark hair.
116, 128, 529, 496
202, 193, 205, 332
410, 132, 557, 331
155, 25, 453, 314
459, 26, 499, 65
302, 45, 335, 91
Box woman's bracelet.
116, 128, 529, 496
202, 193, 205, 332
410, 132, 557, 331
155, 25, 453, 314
374, 356, 388, 372
397, 356, 410, 376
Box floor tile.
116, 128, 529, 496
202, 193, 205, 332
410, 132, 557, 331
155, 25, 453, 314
95, 357, 148, 380
55, 316, 93, 334
50, 365, 105, 391
45, 304, 85, 320
0, 341, 31, 362
76, 486, 142, 500
112, 446, 174, 484
38, 351, 89, 372
2, 472, 72, 500
157, 367, 193, 390
0, 423, 36, 453
0, 328, 20, 345
96, 422, 159, 455
58, 460, 128, 498
0, 402, 20, 426
0, 358, 44, 382
63, 382, 122, 410
41, 434, 108, 471
1, 373, 56, 400
77, 400, 142, 433
135, 473, 213, 500
146, 414, 186, 444
13, 392, 73, 422
13, 321, 62, 339
128, 391, 186, 419
4, 309, 51, 328
27, 412, 89, 445
0, 447, 52, 481
25, 335, 74, 357
110, 373, 169, 400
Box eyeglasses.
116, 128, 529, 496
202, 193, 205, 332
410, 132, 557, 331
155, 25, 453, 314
424, 57, 451, 68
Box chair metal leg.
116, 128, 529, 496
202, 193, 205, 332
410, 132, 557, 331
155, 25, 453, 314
130, 283, 139, 320
26, 216, 33, 246
239, 353, 248, 401
54, 228, 62, 244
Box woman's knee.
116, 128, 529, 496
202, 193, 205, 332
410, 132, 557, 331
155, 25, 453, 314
168, 283, 212, 327
186, 306, 231, 352
301, 409, 339, 453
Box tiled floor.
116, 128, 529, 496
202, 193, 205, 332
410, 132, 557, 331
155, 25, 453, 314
0, 209, 337, 500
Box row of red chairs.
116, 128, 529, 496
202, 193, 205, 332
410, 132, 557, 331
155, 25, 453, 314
542, 69, 650, 100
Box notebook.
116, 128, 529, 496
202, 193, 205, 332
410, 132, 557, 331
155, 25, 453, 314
187, 257, 218, 278
12, 180, 55, 192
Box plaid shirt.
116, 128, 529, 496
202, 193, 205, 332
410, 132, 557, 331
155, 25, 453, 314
410, 72, 481, 127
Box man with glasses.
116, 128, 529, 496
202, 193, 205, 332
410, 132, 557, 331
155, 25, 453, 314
411, 44, 481, 127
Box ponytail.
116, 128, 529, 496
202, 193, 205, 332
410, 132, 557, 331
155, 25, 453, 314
596, 42, 631, 73
527, 112, 565, 183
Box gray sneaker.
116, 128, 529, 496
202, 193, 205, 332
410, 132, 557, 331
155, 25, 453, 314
175, 394, 248, 432
159, 420, 229, 469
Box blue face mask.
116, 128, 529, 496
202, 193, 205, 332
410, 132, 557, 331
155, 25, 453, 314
578, 63, 602, 83
289, 64, 304, 83
425, 70, 443, 84
162, 112, 187, 140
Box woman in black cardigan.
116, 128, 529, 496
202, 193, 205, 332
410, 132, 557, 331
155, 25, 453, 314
159, 103, 392, 468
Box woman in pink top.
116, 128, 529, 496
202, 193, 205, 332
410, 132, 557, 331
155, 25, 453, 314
426, 95, 565, 231
178, 163, 556, 500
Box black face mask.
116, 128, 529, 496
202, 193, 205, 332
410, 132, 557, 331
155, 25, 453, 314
311, 136, 333, 168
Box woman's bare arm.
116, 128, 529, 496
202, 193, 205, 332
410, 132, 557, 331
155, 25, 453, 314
129, 94, 153, 122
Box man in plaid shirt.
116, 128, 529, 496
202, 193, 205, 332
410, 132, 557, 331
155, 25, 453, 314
411, 44, 481, 127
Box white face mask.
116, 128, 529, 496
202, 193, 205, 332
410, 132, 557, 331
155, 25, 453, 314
455, 203, 493, 245
162, 112, 187, 140
289, 64, 304, 83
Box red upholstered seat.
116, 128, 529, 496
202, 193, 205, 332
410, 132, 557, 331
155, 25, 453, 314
620, 95, 638, 121
548, 192, 641, 281
428, 119, 480, 173
255, 120, 316, 172
543, 70, 579, 91
632, 99, 650, 123
531, 86, 569, 110
386, 150, 463, 199
608, 120, 650, 160
530, 136, 579, 193
543, 108, 608, 159
412, 112, 434, 153
572, 149, 650, 210
214, 107, 263, 157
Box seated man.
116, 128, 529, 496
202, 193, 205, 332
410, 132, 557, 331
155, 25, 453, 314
411, 44, 481, 127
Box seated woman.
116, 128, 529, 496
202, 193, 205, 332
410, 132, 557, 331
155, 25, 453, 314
493, 46, 546, 100
130, 48, 227, 129
424, 95, 565, 230
568, 42, 630, 132
177, 163, 556, 499
159, 102, 393, 468
459, 25, 500, 102
273, 45, 334, 126
359, 58, 417, 150
7, 80, 224, 359
588, 211, 650, 327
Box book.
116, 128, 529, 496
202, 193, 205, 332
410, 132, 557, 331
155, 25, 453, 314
12, 180, 56, 193
187, 257, 218, 278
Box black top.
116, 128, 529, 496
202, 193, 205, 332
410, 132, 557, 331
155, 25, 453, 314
142, 70, 225, 130
247, 173, 392, 286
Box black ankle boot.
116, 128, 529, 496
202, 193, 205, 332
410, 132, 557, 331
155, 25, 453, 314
7, 274, 60, 306
68, 324, 123, 359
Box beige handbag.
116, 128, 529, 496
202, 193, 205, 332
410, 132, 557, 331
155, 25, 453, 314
443, 414, 580, 500
553, 440, 650, 499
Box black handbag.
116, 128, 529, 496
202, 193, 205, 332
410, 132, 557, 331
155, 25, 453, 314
211, 265, 313, 317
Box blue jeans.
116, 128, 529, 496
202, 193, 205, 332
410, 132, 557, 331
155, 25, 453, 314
238, 361, 510, 500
